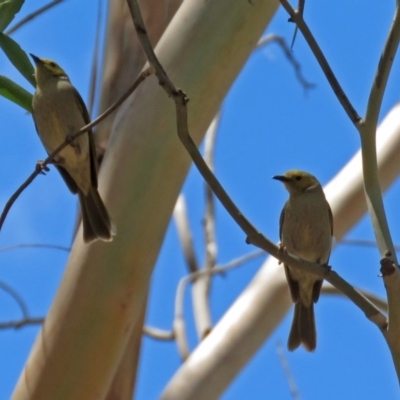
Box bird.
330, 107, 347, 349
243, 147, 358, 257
30, 54, 115, 243
273, 170, 332, 351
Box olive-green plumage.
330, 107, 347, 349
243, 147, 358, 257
30, 54, 114, 243
273, 170, 332, 351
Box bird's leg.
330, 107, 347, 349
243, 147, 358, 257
35, 160, 50, 175
277, 243, 287, 265
322, 263, 332, 278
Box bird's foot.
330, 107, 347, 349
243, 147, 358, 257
35, 160, 50, 175
277, 243, 287, 264
322, 263, 332, 277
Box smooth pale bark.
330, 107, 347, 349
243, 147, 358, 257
101, 2, 182, 398
161, 104, 400, 400
12, 1, 279, 399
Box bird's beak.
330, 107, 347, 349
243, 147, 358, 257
30, 54, 42, 66
272, 175, 290, 182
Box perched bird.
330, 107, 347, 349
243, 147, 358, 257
31, 54, 115, 243
273, 170, 332, 351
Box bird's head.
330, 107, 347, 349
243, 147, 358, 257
273, 170, 321, 195
30, 54, 68, 87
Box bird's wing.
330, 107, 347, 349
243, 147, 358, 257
72, 86, 99, 189
32, 108, 79, 194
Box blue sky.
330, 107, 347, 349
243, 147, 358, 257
0, 1, 399, 399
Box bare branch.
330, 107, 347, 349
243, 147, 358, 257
175, 250, 266, 359
5, 0, 65, 35
0, 243, 70, 253
276, 341, 301, 400
257, 34, 315, 91
289, 0, 305, 50
338, 239, 400, 252
174, 195, 199, 273
0, 281, 29, 319
279, 0, 361, 126
143, 326, 175, 341
0, 317, 44, 329
203, 112, 220, 271
0, 68, 152, 231
321, 284, 387, 313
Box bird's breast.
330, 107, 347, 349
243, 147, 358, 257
281, 193, 331, 264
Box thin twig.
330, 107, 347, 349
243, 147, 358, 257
126, 0, 387, 332
174, 250, 266, 359
174, 195, 199, 273
0, 281, 29, 319
5, 0, 65, 35
279, 0, 361, 126
289, 0, 305, 50
276, 341, 301, 400
203, 112, 219, 271
338, 239, 400, 252
0, 243, 70, 253
0, 317, 44, 329
257, 34, 315, 92
322, 284, 387, 313
143, 326, 175, 341
0, 68, 152, 231
177, 250, 267, 308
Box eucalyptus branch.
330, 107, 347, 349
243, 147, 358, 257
276, 341, 301, 400
174, 250, 266, 359
0, 243, 70, 253
279, 0, 361, 126
143, 326, 175, 341
289, 0, 305, 50
321, 284, 387, 313
5, 0, 65, 35
0, 281, 29, 319
174, 194, 199, 274
358, 5, 400, 261
0, 68, 152, 231
203, 113, 219, 272
126, 0, 386, 330
0, 317, 44, 329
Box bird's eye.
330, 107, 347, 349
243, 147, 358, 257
295, 175, 302, 181
49, 62, 56, 68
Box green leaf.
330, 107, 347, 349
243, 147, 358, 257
0, 75, 32, 111
0, 0, 24, 32
0, 32, 35, 87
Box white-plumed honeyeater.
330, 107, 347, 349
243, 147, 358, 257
31, 54, 115, 243
273, 170, 332, 352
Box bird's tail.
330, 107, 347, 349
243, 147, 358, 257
79, 187, 115, 243
287, 302, 316, 352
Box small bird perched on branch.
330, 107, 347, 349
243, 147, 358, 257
273, 170, 332, 351
30, 54, 115, 243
